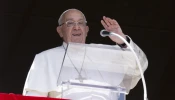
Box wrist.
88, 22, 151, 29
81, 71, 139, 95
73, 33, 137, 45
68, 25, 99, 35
118, 36, 130, 48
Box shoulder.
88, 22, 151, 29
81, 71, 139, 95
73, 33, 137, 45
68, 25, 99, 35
36, 45, 64, 57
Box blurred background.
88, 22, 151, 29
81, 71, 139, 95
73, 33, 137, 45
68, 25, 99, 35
0, 0, 174, 100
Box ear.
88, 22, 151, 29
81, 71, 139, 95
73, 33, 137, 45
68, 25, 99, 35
56, 26, 63, 37
85, 26, 89, 36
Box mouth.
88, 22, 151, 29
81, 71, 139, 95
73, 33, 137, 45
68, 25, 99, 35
72, 33, 81, 36
71, 33, 83, 43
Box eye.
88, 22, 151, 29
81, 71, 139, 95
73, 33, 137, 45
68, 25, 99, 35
78, 22, 83, 24
78, 21, 85, 26
67, 21, 74, 25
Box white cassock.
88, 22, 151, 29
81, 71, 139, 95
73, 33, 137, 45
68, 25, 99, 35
23, 36, 148, 100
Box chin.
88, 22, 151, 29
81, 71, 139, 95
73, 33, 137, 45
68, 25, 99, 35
71, 39, 84, 43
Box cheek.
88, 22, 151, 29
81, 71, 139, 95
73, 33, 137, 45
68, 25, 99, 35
81, 28, 87, 34
83, 28, 88, 37
63, 28, 72, 37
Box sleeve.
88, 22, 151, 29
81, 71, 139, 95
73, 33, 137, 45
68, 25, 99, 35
121, 35, 148, 93
22, 54, 49, 97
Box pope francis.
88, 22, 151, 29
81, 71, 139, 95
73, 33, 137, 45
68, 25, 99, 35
23, 8, 148, 100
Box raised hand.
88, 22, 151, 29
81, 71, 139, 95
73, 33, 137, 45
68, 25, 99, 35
101, 16, 126, 44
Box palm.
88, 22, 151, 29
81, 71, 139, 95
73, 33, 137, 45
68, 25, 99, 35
101, 16, 126, 44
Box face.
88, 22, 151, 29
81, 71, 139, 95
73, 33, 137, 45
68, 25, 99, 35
57, 10, 89, 43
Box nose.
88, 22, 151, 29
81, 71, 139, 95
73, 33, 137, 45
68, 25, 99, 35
73, 23, 80, 30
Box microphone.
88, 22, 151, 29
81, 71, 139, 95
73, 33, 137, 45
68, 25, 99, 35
100, 29, 148, 100
100, 29, 111, 37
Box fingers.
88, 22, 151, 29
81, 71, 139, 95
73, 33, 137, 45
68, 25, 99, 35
103, 16, 112, 26
105, 16, 113, 26
101, 20, 109, 30
101, 16, 119, 27
111, 19, 117, 25
112, 19, 120, 26
101, 16, 112, 31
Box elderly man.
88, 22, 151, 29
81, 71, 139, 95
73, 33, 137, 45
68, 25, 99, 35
23, 8, 148, 99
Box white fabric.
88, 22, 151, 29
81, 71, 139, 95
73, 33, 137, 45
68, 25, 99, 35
23, 36, 148, 100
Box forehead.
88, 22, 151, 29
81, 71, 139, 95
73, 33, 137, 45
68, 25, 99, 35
64, 10, 85, 21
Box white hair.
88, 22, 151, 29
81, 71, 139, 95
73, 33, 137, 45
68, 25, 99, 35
58, 8, 87, 25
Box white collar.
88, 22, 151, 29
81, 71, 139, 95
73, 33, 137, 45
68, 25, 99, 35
62, 42, 68, 49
